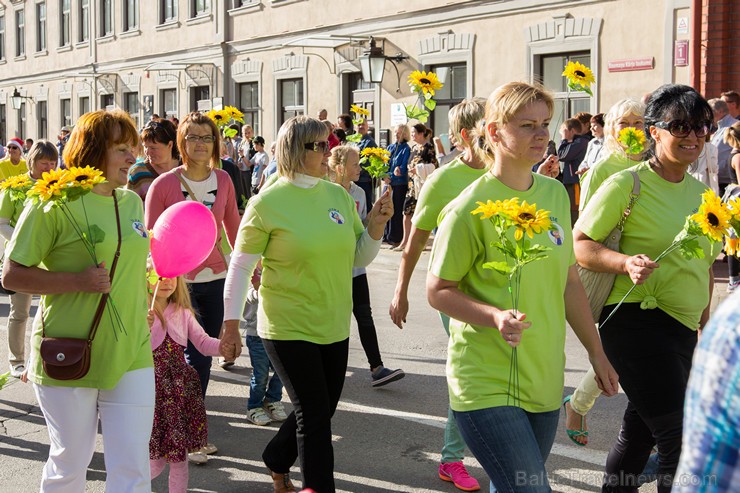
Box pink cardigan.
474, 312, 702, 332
145, 168, 240, 280
150, 303, 221, 355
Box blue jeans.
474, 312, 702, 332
439, 312, 465, 464
246, 335, 283, 409
454, 406, 560, 493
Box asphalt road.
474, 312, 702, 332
0, 248, 730, 492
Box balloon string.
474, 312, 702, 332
150, 281, 160, 312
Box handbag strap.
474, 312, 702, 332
615, 170, 641, 232
41, 191, 122, 342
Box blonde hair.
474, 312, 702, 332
275, 116, 328, 180
327, 145, 359, 184
473, 81, 554, 165
725, 121, 740, 150
146, 258, 195, 321
603, 98, 646, 155
394, 124, 411, 143
448, 97, 486, 144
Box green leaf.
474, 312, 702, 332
424, 98, 437, 111
345, 133, 362, 143
404, 104, 429, 123
223, 128, 238, 139
482, 261, 515, 276
352, 118, 365, 126
88, 224, 106, 245
0, 371, 10, 390
678, 239, 705, 260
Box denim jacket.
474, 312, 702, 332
387, 141, 411, 186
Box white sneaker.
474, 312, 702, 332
187, 451, 208, 465
9, 364, 25, 379
218, 357, 235, 369
200, 443, 218, 455
264, 401, 288, 421
246, 407, 271, 426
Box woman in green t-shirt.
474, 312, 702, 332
222, 116, 393, 493
0, 140, 58, 379
3, 110, 154, 491
427, 82, 618, 492
574, 84, 717, 492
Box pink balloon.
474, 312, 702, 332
150, 201, 218, 278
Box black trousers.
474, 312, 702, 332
352, 274, 383, 369
262, 338, 349, 493
186, 278, 225, 397
383, 184, 408, 244
599, 303, 697, 493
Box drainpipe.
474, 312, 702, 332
689, 0, 701, 91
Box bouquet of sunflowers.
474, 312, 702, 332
206, 106, 245, 138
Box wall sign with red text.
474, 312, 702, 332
607, 58, 655, 72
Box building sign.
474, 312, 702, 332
607, 58, 654, 73
675, 40, 689, 66
390, 103, 407, 126
677, 17, 689, 35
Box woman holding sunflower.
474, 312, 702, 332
2, 110, 155, 491
426, 81, 617, 492
574, 84, 719, 492
0, 140, 58, 379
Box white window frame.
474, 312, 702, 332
191, 0, 210, 18
36, 1, 47, 52
78, 0, 89, 42
159, 0, 177, 24
15, 9, 25, 58
60, 0, 71, 47
122, 0, 138, 32
99, 0, 113, 37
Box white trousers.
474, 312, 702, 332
34, 367, 155, 493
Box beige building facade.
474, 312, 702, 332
0, 0, 696, 146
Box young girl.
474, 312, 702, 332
147, 264, 233, 491
328, 145, 405, 387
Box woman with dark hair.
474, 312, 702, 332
383, 123, 411, 247
128, 119, 180, 201
145, 111, 241, 464
1, 140, 58, 379
3, 110, 154, 491
577, 113, 606, 175
574, 84, 719, 492
223, 116, 393, 492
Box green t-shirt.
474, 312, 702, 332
430, 172, 575, 413
579, 152, 640, 211
578, 162, 719, 329
8, 188, 153, 389
0, 158, 27, 181
235, 177, 364, 344
412, 157, 487, 231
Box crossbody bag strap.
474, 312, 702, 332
615, 170, 641, 232
41, 191, 122, 341
174, 168, 227, 267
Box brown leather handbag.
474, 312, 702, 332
39, 191, 122, 381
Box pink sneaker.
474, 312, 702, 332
439, 461, 481, 491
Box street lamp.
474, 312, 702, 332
359, 37, 409, 85
10, 88, 32, 110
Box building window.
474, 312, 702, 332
0, 105, 6, 144
238, 82, 259, 135
160, 0, 176, 23
15, 9, 25, 57
37, 101, 48, 139
0, 16, 5, 61
189, 85, 209, 112
279, 78, 304, 125
79, 96, 90, 116
17, 103, 26, 140
100, 93, 114, 109
60, 98, 71, 128
232, 0, 257, 7
537, 52, 591, 140
160, 88, 177, 118
123, 0, 137, 31
427, 63, 466, 140
124, 91, 139, 128
60, 0, 70, 46
79, 0, 89, 42
36, 2, 47, 52
100, 0, 112, 37
191, 0, 210, 18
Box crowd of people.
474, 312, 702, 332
0, 83, 738, 493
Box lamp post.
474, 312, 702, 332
359, 37, 409, 85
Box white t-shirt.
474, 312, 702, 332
180, 172, 225, 282
251, 151, 268, 187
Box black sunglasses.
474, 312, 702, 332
653, 120, 711, 138
304, 141, 330, 153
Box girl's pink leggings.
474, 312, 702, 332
151, 458, 188, 493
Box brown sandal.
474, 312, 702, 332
269, 468, 297, 493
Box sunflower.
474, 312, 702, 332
471, 198, 519, 220
350, 104, 370, 117
408, 70, 444, 99
562, 61, 595, 89
617, 127, 647, 155
360, 147, 391, 164
224, 105, 244, 123
67, 166, 106, 190
726, 237, 740, 257
509, 200, 552, 241
690, 189, 731, 242
28, 168, 73, 202
0, 174, 32, 191
206, 109, 230, 128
